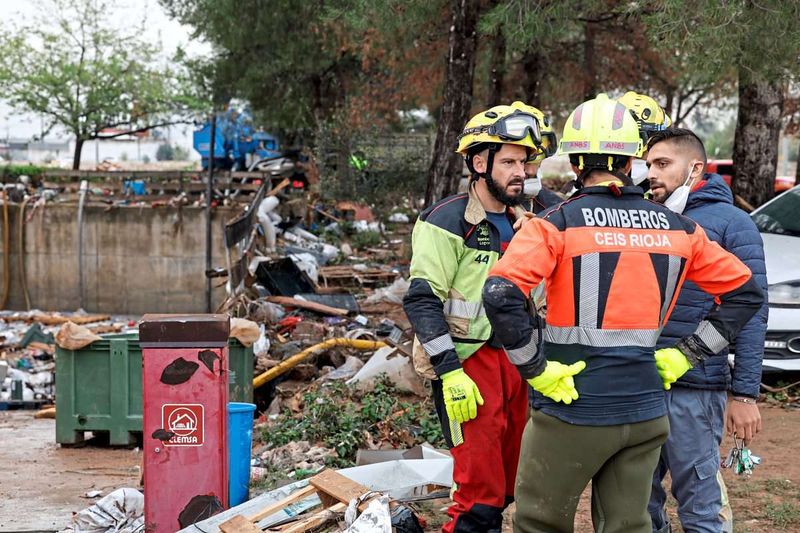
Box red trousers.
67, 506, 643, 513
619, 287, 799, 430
432, 344, 529, 532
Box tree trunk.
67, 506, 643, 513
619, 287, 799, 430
521, 50, 543, 107
582, 21, 597, 101
72, 138, 85, 170
487, 28, 506, 107
796, 139, 800, 184
732, 73, 784, 208
424, 0, 480, 208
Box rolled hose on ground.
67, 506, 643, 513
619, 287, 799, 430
253, 338, 386, 389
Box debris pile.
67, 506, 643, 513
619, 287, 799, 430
0, 310, 133, 408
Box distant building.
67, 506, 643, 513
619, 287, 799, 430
1, 138, 70, 163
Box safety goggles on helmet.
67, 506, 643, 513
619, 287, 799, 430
459, 110, 542, 146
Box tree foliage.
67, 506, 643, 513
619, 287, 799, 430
0, 0, 203, 169
645, 0, 800, 206
165, 0, 796, 206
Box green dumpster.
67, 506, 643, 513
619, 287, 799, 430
56, 333, 253, 445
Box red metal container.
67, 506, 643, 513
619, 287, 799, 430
140, 314, 230, 532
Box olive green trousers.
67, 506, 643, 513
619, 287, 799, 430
513, 410, 669, 533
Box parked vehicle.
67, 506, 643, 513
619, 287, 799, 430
193, 107, 281, 170
706, 159, 796, 193
746, 184, 800, 372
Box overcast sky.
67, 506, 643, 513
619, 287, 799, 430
0, 0, 210, 142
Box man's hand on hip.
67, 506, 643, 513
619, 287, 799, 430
726, 397, 762, 445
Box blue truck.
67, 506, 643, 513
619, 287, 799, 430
193, 108, 281, 170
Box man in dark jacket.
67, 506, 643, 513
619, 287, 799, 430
645, 128, 769, 533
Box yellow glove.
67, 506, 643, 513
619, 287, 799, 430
440, 369, 485, 424
527, 361, 586, 404
654, 348, 693, 390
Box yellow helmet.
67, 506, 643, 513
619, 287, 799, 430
559, 94, 642, 184
510, 101, 557, 163
456, 105, 541, 155
618, 91, 672, 156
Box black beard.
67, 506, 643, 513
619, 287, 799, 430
486, 176, 523, 206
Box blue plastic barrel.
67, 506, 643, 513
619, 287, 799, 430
228, 402, 257, 506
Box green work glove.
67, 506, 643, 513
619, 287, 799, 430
527, 361, 586, 404
654, 348, 693, 390
440, 368, 484, 424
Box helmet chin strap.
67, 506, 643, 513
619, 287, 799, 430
466, 144, 500, 181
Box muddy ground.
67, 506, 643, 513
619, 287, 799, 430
1, 405, 797, 532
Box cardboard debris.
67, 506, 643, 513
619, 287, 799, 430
55, 322, 103, 350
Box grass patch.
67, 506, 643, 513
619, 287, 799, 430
260, 376, 443, 466
764, 478, 795, 495
350, 230, 382, 250
765, 501, 800, 529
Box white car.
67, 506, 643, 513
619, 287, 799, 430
749, 184, 800, 372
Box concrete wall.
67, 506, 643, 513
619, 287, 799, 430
2, 203, 234, 315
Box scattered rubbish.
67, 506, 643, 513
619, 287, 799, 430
83, 490, 104, 499
364, 277, 410, 305
177, 480, 321, 532
257, 440, 338, 472
288, 252, 320, 283
264, 296, 349, 317
348, 346, 426, 396
253, 338, 386, 388
318, 265, 400, 288
295, 293, 360, 313
253, 324, 270, 358
19, 323, 55, 348
388, 212, 410, 223
344, 494, 392, 532
59, 488, 144, 533
255, 258, 316, 296
34, 406, 56, 419
320, 356, 364, 381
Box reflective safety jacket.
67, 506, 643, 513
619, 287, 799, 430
482, 185, 764, 426
403, 185, 525, 377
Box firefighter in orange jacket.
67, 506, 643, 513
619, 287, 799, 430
481, 94, 764, 533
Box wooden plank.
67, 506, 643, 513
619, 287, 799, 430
309, 469, 374, 510
7, 312, 111, 325
279, 502, 346, 533
247, 484, 318, 522
219, 514, 262, 533
265, 177, 290, 197
265, 296, 349, 317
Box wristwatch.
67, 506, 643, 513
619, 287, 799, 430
732, 396, 757, 404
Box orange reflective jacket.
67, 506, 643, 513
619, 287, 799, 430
482, 184, 764, 425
